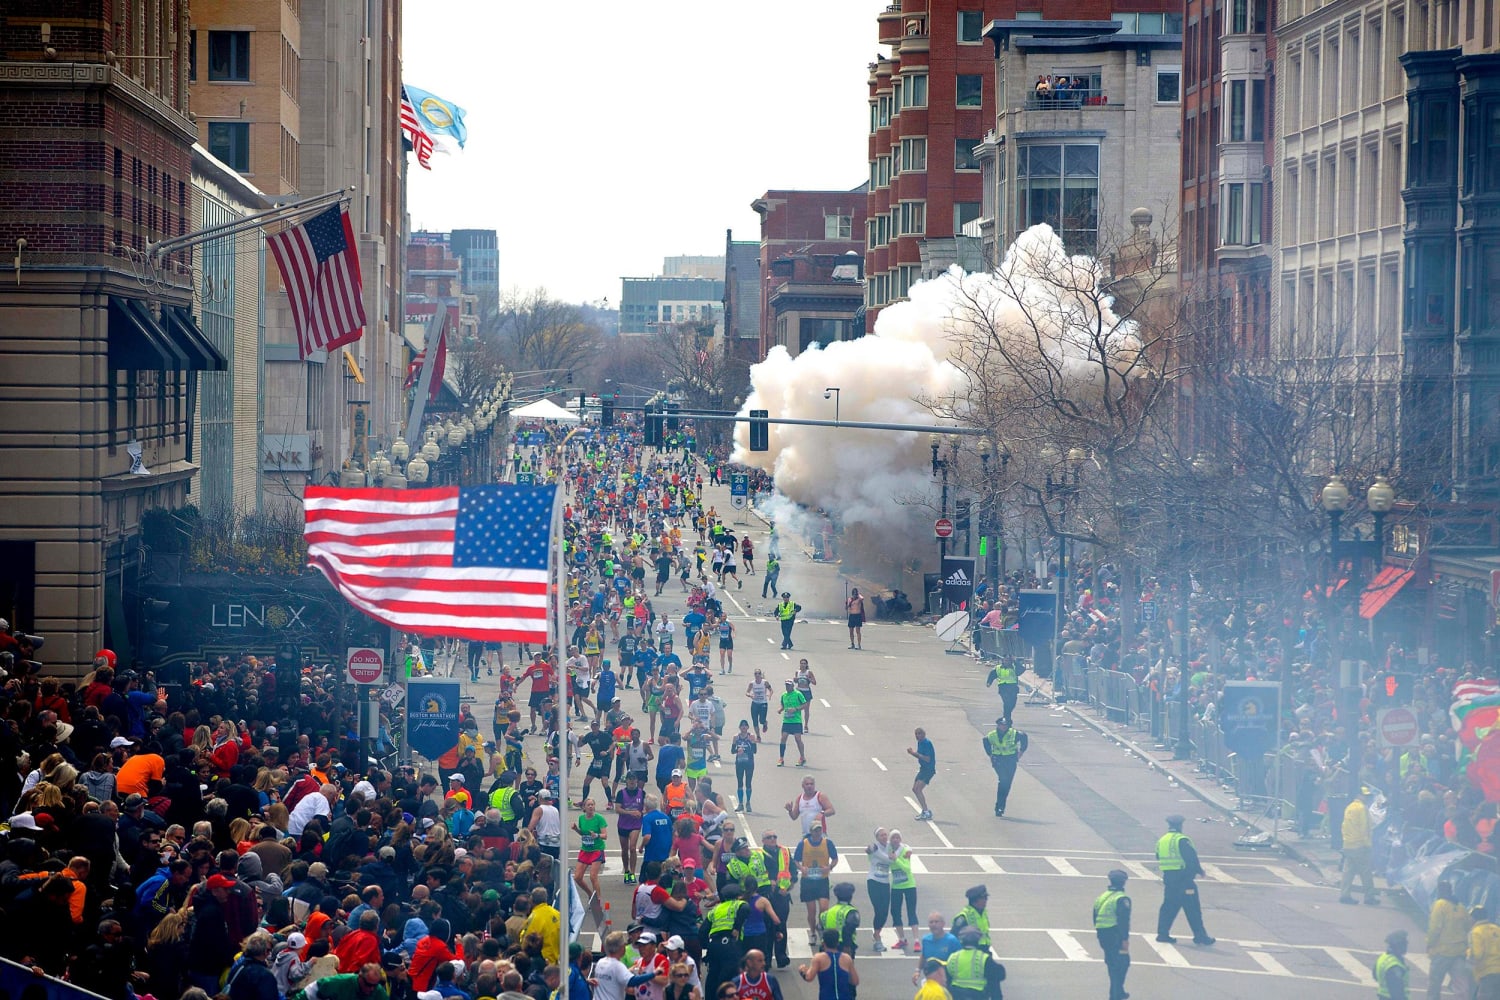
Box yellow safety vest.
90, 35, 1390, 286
1093, 889, 1126, 929
945, 947, 988, 991
777, 601, 796, 621
1374, 952, 1407, 998
823, 902, 855, 933
759, 847, 793, 891
708, 899, 745, 936
995, 665, 1018, 685
986, 729, 1020, 756
727, 856, 763, 885
1156, 832, 1186, 871
954, 905, 990, 947
488, 785, 517, 820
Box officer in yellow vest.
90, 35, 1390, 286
986, 660, 1021, 724
1093, 869, 1132, 1000
701, 881, 749, 998
777, 593, 801, 650
822, 881, 861, 956
726, 837, 766, 887
1375, 928, 1409, 999
982, 718, 1028, 817
951, 884, 991, 949
487, 769, 520, 837
757, 830, 796, 968
944, 924, 1005, 999
1156, 814, 1215, 945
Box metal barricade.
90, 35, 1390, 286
1054, 653, 1090, 703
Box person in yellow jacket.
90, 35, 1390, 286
1375, 929, 1409, 1000
1427, 878, 1473, 998
1339, 786, 1379, 905
1470, 906, 1500, 999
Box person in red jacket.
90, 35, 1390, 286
335, 910, 383, 973
408, 917, 458, 992
210, 720, 244, 780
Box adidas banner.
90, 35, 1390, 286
941, 555, 976, 608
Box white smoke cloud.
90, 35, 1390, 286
732, 225, 1141, 577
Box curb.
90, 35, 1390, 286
1024, 678, 1335, 881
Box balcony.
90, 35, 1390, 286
1024, 88, 1112, 110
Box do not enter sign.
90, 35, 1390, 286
1376, 706, 1420, 749
934, 518, 954, 538
346, 646, 386, 686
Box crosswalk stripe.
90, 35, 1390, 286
1405, 953, 1430, 975
1045, 856, 1083, 876
1247, 950, 1294, 977
1263, 865, 1316, 888
1201, 863, 1241, 883
1121, 860, 1158, 881
832, 855, 853, 873
909, 855, 930, 874
974, 855, 1006, 874
1141, 935, 1191, 967
1325, 947, 1376, 985
1048, 929, 1092, 961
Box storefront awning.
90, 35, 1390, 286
1360, 565, 1416, 619
343, 348, 365, 383
162, 306, 228, 371
108, 297, 228, 371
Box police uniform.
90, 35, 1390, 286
776, 596, 800, 649
823, 885, 860, 956
945, 927, 1005, 999
987, 662, 1021, 723
981, 720, 1028, 816
1156, 815, 1214, 945
1375, 931, 1409, 1000
951, 885, 992, 950
1094, 870, 1132, 1000
758, 839, 796, 967
701, 884, 749, 999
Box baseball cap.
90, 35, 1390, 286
636, 931, 657, 944
206, 874, 236, 890
123, 793, 146, 810
7, 812, 39, 830
308, 862, 329, 879
671, 769, 683, 777
665, 935, 686, 950
110, 737, 134, 749
378, 846, 396, 861
448, 773, 465, 783
538, 789, 553, 799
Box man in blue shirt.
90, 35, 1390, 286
595, 660, 618, 722
908, 728, 937, 821
654, 736, 685, 793
682, 608, 707, 648
918, 912, 961, 975
640, 799, 675, 866
657, 640, 682, 674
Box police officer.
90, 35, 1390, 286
1375, 929, 1409, 1000
727, 836, 766, 887
757, 830, 796, 968
1093, 869, 1132, 1000
776, 593, 801, 650
986, 659, 1021, 724
951, 884, 991, 950
1156, 814, 1215, 945
701, 881, 749, 998
823, 881, 861, 956
981, 718, 1028, 817
944, 924, 1005, 999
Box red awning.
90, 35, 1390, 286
1306, 577, 1349, 600
1360, 565, 1416, 619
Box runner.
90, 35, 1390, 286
723, 543, 742, 590
741, 535, 755, 576
845, 588, 866, 650
794, 660, 818, 733
717, 615, 737, 675
746, 669, 772, 742
778, 679, 808, 768
787, 776, 836, 836
573, 797, 608, 901
731, 719, 758, 812
615, 772, 646, 885
908, 727, 936, 821
794, 825, 838, 942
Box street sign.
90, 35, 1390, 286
1139, 601, 1158, 623
730, 472, 748, 510
1376, 706, 1420, 749
516, 471, 535, 485
934, 518, 954, 538
731, 495, 746, 509
345, 646, 386, 686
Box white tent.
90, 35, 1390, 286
510, 398, 580, 422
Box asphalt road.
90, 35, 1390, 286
450, 477, 1425, 999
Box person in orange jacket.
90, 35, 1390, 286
408, 917, 459, 993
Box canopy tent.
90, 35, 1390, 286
510, 398, 580, 422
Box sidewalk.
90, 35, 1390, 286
1020, 668, 1346, 882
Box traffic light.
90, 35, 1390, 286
138, 596, 171, 665
1378, 672, 1415, 705
749, 409, 769, 452
955, 499, 972, 533
601, 397, 614, 427
578, 392, 587, 411
566, 371, 574, 385
644, 406, 663, 446
665, 402, 681, 431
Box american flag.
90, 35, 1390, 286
267, 205, 366, 360
400, 89, 434, 169
1455, 679, 1500, 702
305, 484, 558, 643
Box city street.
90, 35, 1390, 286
446, 473, 1425, 1000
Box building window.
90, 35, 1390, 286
1229, 80, 1246, 140
900, 200, 927, 235
824, 214, 853, 240
1156, 67, 1181, 103
189, 31, 197, 81
903, 73, 928, 108
1113, 11, 1184, 32
1229, 0, 1268, 33
281, 38, 300, 101
280, 126, 299, 183
956, 138, 982, 171
878, 155, 892, 187
1224, 183, 1245, 243
208, 122, 250, 172
957, 75, 984, 108
1247, 182, 1263, 243
207, 30, 251, 82
954, 201, 982, 232
901, 137, 928, 172
959, 10, 985, 41
1016, 143, 1099, 253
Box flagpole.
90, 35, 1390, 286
550, 484, 570, 997
404, 312, 446, 449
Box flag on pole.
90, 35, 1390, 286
266, 205, 366, 360
403, 85, 468, 149
305, 484, 559, 643
400, 87, 434, 169
403, 321, 448, 401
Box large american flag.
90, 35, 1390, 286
305, 484, 558, 643
400, 89, 434, 169
267, 205, 366, 360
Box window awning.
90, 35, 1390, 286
162, 306, 228, 371
343, 348, 365, 383
1360, 565, 1416, 619
107, 297, 228, 371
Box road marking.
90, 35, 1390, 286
1121, 860, 1158, 881
781, 652, 790, 660
1404, 953, 1429, 975
1247, 950, 1293, 977
1325, 948, 1376, 985
736, 818, 757, 849
832, 855, 852, 873
908, 855, 929, 874
1048, 930, 1092, 961
903, 796, 956, 848
1201, 863, 1241, 883
766, 637, 776, 644
1046, 856, 1083, 877
1264, 865, 1316, 888
1141, 935, 1191, 967
973, 855, 1006, 874
841, 724, 855, 736
820, 698, 831, 708
883, 655, 897, 659
725, 591, 746, 615
871, 757, 888, 771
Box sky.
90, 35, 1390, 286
402, 1, 883, 305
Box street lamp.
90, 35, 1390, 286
930, 431, 959, 555
824, 387, 841, 426
976, 436, 1010, 584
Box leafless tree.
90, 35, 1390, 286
495, 287, 602, 376
649, 321, 751, 447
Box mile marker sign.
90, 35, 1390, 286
1376, 706, 1420, 749
346, 646, 386, 686
934, 518, 955, 539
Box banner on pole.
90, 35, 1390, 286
1219, 681, 1281, 757
941, 555, 976, 607
407, 679, 462, 760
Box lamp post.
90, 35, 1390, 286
825, 387, 841, 426
977, 436, 1011, 584
930, 432, 959, 559
1322, 473, 1396, 723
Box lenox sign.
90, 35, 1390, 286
210, 604, 309, 630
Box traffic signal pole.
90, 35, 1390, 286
663, 407, 989, 437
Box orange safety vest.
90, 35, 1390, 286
665, 781, 688, 812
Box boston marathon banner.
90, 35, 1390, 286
407, 679, 462, 760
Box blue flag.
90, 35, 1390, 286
403, 85, 467, 148
407, 679, 462, 760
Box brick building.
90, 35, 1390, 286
749, 187, 867, 358
722, 235, 762, 361
0, 1, 226, 674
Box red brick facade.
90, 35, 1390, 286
750, 188, 866, 358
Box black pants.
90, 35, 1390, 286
992, 758, 1018, 812
769, 891, 792, 965
751, 702, 768, 733
866, 879, 891, 931
1098, 930, 1130, 1000
1157, 873, 1209, 940
998, 683, 1019, 722
736, 760, 755, 806
780, 619, 794, 648
704, 936, 743, 998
